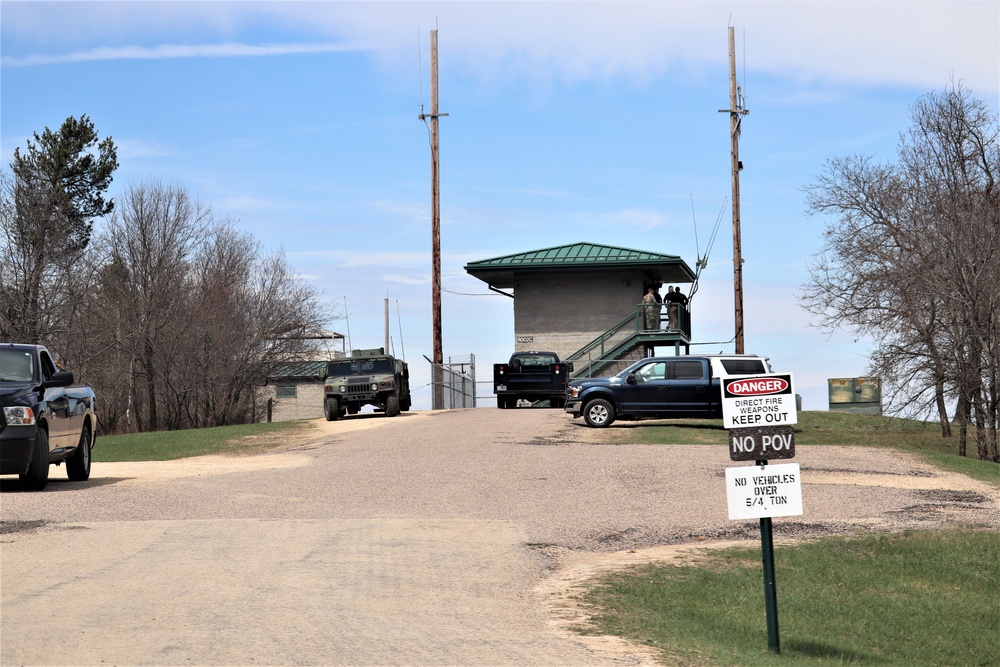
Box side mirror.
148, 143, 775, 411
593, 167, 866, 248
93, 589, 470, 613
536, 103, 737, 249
626, 373, 637, 385
566, 362, 574, 373
47, 370, 75, 387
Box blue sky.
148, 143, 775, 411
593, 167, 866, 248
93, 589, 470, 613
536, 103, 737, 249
2, 1, 997, 412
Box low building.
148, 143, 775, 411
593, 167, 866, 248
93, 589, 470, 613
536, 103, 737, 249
465, 242, 696, 375
259, 361, 328, 422
258, 330, 346, 422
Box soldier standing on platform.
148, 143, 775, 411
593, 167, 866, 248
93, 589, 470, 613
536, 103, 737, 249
642, 287, 659, 330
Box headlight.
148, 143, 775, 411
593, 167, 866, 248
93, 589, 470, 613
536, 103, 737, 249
569, 387, 580, 398
371, 383, 378, 392
339, 385, 347, 393
3, 406, 36, 426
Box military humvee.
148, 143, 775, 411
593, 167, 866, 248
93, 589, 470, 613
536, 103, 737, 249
322, 348, 411, 420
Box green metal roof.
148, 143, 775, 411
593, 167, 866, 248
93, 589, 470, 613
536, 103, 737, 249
464, 242, 695, 288
266, 361, 328, 382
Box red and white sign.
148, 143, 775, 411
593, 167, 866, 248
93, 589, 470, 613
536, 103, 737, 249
727, 377, 789, 396
722, 373, 797, 428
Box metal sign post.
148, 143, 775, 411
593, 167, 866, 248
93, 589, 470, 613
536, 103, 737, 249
759, 475, 781, 655
722, 373, 801, 655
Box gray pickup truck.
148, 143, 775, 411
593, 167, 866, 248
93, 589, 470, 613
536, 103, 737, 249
565, 354, 771, 427
0, 343, 97, 490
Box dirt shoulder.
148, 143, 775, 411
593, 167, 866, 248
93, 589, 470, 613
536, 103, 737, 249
96, 412, 434, 483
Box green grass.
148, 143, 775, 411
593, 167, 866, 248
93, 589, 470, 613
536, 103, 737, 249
606, 411, 999, 486
93, 420, 312, 462
580, 529, 999, 666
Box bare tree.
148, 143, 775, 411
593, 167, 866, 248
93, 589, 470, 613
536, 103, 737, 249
97, 181, 208, 431
77, 182, 331, 433
5, 168, 332, 433
802, 82, 999, 460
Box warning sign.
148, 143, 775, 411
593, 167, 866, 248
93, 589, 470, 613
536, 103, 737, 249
722, 374, 797, 428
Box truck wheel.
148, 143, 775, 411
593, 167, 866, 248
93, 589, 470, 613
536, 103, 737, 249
401, 397, 411, 412
66, 423, 92, 481
583, 399, 616, 428
386, 393, 400, 417
19, 428, 50, 491
324, 397, 340, 421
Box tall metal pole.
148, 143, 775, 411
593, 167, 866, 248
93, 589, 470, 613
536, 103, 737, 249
384, 297, 390, 354
725, 26, 748, 354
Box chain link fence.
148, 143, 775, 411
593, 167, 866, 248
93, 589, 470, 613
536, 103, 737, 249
428, 354, 476, 410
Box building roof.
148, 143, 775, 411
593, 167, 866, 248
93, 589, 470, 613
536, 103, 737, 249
464, 242, 696, 289
266, 361, 328, 382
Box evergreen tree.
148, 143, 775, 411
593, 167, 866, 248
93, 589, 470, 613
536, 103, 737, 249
0, 115, 118, 341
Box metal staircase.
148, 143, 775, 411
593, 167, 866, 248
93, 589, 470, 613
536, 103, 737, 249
565, 305, 691, 379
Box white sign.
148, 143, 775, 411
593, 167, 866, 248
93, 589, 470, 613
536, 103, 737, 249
725, 463, 803, 520
722, 374, 798, 428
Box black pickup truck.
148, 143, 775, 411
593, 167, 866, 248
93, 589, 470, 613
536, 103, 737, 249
565, 354, 771, 427
494, 351, 574, 408
0, 343, 97, 490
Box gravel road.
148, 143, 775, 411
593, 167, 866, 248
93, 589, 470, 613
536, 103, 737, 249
2, 408, 996, 666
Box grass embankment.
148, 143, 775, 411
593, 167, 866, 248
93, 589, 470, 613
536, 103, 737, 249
93, 420, 308, 462
582, 529, 999, 666
590, 410, 998, 665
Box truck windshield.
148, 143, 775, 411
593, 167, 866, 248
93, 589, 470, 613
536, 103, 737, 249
0, 349, 35, 382
327, 359, 393, 376
519, 354, 557, 366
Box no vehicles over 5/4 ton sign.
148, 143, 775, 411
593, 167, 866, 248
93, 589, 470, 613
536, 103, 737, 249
722, 374, 797, 428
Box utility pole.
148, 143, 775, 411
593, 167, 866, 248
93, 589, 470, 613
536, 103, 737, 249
720, 26, 749, 354
419, 30, 448, 408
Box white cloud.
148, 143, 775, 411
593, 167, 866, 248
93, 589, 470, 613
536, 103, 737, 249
215, 195, 280, 213
115, 138, 176, 159
1, 41, 367, 67
4, 2, 995, 93
291, 249, 427, 268
384, 273, 429, 285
